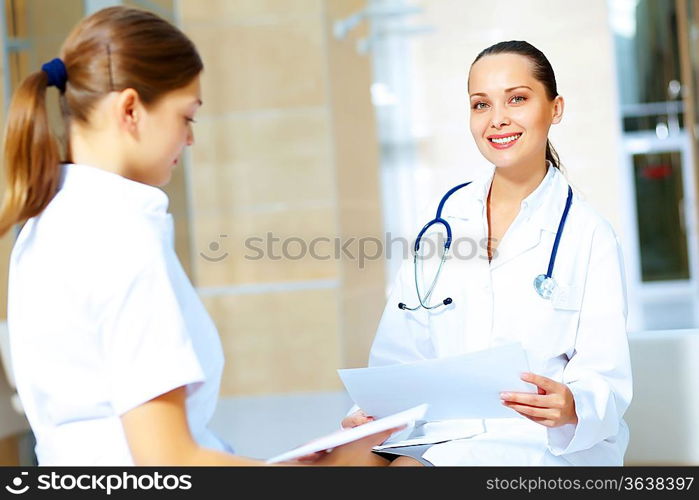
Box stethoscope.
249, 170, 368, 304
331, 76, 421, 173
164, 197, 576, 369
398, 181, 573, 311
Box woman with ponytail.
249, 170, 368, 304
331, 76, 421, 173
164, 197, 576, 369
342, 41, 632, 467
1, 7, 394, 466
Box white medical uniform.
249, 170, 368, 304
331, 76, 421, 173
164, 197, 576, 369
8, 163, 232, 465
369, 163, 632, 466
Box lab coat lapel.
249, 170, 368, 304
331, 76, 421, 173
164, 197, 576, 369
437, 165, 568, 272
489, 225, 543, 271
489, 166, 568, 271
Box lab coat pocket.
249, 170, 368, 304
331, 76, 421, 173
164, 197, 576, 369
551, 283, 583, 311
524, 282, 582, 366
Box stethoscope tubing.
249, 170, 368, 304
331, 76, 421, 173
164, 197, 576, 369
399, 182, 573, 311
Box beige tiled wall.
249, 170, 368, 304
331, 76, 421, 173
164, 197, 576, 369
0, 8, 9, 320
202, 288, 341, 395
324, 0, 386, 369
179, 0, 323, 25
0, 8, 19, 463
180, 0, 384, 396
188, 23, 326, 112
25, 0, 83, 142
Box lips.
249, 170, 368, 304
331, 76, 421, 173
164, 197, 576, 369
487, 132, 522, 150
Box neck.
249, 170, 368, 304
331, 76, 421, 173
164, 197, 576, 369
69, 124, 126, 177
489, 158, 549, 206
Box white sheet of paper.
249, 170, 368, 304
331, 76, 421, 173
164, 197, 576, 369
338, 342, 534, 421
265, 404, 428, 464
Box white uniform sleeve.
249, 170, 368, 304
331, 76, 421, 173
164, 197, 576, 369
99, 234, 205, 416
547, 222, 633, 456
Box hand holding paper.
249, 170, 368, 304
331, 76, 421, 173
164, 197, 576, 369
338, 342, 536, 421
266, 404, 428, 464
500, 371, 578, 427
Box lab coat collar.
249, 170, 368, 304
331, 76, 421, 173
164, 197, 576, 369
490, 165, 571, 270
467, 161, 566, 233
525, 163, 570, 234
458, 162, 571, 271
60, 163, 170, 215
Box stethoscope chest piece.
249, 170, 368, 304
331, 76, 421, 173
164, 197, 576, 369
534, 274, 557, 300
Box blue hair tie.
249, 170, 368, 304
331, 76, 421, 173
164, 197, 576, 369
41, 58, 67, 93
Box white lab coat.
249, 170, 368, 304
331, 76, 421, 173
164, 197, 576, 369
8, 164, 232, 465
369, 163, 632, 466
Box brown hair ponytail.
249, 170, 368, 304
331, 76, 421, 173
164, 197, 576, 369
0, 71, 61, 236
0, 6, 203, 237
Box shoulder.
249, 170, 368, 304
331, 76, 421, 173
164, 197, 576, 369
568, 191, 621, 254
32, 187, 173, 288
45, 164, 171, 244
47, 190, 164, 246
423, 169, 493, 222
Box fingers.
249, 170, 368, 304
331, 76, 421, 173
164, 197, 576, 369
501, 401, 552, 419
341, 409, 375, 429
502, 401, 564, 427
500, 391, 553, 408
520, 372, 557, 392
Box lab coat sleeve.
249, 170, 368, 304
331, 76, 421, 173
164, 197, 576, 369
99, 231, 205, 416
547, 222, 633, 456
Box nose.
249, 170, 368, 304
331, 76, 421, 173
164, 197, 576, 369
490, 104, 510, 129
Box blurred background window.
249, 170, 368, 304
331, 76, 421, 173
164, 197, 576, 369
610, 0, 699, 330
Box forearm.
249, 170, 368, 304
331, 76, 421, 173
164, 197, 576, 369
133, 443, 269, 466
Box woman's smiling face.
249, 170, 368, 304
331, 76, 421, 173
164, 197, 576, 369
468, 53, 563, 169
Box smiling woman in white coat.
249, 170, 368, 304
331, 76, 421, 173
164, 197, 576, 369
341, 40, 633, 467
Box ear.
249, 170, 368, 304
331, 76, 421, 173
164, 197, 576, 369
114, 88, 142, 133
551, 95, 564, 124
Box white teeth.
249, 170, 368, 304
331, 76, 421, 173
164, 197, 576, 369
491, 133, 521, 144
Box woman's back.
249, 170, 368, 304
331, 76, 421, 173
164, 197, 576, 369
8, 163, 227, 465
